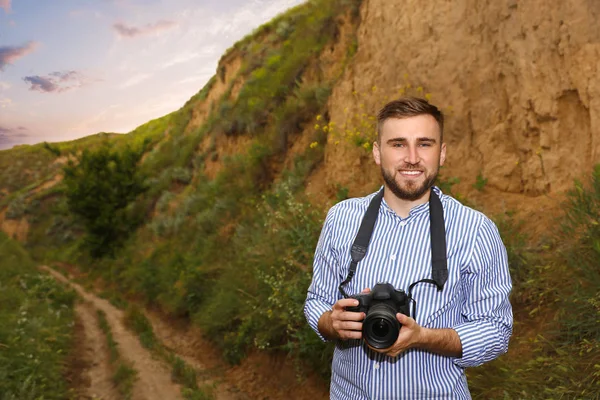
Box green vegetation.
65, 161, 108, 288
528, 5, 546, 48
63, 143, 147, 257
123, 305, 215, 399
123, 305, 158, 350
97, 310, 138, 399
466, 167, 600, 398
473, 172, 488, 192
0, 232, 76, 399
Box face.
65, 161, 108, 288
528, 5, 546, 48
373, 115, 446, 202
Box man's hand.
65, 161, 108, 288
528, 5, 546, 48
317, 288, 370, 341
367, 313, 422, 357
368, 313, 463, 358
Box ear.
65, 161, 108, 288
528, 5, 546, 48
439, 142, 446, 167
373, 141, 381, 166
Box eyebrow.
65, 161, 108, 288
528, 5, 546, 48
386, 137, 438, 144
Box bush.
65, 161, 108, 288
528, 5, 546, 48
63, 143, 147, 257
5, 194, 27, 220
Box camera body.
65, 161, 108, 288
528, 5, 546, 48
345, 283, 411, 349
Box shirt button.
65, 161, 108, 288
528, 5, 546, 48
399, 220, 407, 227
390, 254, 396, 261
374, 363, 380, 370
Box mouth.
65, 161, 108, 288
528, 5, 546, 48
399, 170, 423, 178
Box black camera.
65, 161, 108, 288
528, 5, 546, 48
345, 283, 411, 349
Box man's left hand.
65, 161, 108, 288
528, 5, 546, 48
367, 313, 423, 358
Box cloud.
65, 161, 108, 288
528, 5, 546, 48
0, 125, 28, 150
0, 0, 10, 13
113, 20, 178, 38
0, 41, 39, 71
0, 97, 12, 107
119, 72, 152, 89
0, 125, 26, 135
23, 70, 93, 93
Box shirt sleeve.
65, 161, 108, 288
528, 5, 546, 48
304, 206, 343, 342
452, 217, 513, 368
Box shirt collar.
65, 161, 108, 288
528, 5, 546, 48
379, 186, 444, 219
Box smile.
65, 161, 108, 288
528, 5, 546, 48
399, 170, 423, 176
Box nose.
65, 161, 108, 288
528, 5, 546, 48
404, 145, 419, 165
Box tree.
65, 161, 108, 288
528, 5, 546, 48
63, 143, 147, 257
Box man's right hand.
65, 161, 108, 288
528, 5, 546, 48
317, 288, 370, 341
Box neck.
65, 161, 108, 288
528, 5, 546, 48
384, 186, 432, 218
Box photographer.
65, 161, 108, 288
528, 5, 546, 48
304, 97, 513, 399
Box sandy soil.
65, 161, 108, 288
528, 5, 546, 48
72, 301, 120, 400
42, 266, 183, 400
45, 264, 329, 400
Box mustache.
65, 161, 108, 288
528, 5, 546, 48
398, 164, 422, 170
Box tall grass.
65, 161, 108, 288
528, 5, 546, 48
468, 166, 600, 399
0, 232, 76, 399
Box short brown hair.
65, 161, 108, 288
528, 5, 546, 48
376, 97, 444, 143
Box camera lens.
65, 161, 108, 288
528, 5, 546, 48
372, 319, 390, 337
363, 304, 400, 349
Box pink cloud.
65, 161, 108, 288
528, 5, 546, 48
113, 20, 178, 38
23, 71, 94, 93
0, 41, 38, 70
0, 0, 11, 13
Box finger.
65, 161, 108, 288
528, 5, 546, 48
397, 313, 413, 326
339, 330, 363, 340
333, 298, 360, 310
360, 287, 371, 294
334, 321, 363, 332
338, 311, 366, 321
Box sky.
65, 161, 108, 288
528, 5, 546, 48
0, 0, 305, 150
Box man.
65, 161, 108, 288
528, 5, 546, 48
304, 97, 513, 399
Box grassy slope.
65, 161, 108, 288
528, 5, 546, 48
0, 231, 76, 399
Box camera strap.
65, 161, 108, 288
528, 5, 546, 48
338, 187, 448, 301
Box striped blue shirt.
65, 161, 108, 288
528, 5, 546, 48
304, 187, 513, 399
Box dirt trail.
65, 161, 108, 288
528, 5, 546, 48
44, 264, 329, 400
73, 301, 120, 399
41, 266, 183, 400
143, 309, 249, 399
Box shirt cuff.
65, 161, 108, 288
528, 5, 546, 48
304, 300, 332, 342
452, 322, 497, 368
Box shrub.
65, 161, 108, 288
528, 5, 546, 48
63, 143, 147, 257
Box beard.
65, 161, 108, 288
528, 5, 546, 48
381, 165, 438, 201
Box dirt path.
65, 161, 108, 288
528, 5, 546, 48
44, 264, 330, 400
41, 266, 183, 400
143, 309, 249, 400
74, 301, 120, 399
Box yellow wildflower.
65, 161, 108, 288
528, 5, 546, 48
310, 142, 318, 149
316, 114, 322, 121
